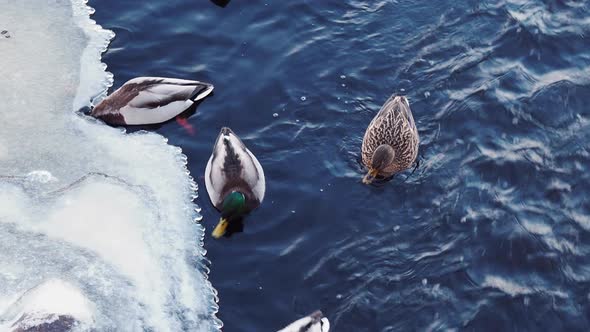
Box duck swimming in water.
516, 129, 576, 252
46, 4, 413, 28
277, 311, 330, 332
361, 95, 419, 184
205, 127, 265, 238
90, 77, 213, 125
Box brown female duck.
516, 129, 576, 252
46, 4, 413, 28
361, 95, 419, 184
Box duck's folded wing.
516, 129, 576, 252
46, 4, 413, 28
205, 152, 227, 208
242, 147, 265, 202
131, 77, 213, 102
373, 95, 416, 129
397, 98, 416, 127
395, 98, 419, 142
374, 94, 399, 118
223, 129, 265, 203
122, 99, 195, 125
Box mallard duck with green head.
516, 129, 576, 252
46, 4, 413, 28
361, 95, 419, 184
205, 127, 265, 238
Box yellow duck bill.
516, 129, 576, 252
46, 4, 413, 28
362, 169, 379, 184
212, 218, 229, 238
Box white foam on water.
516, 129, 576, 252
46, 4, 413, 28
0, 0, 220, 331
482, 276, 567, 299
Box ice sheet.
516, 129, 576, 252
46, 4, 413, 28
0, 0, 220, 331
0, 279, 96, 331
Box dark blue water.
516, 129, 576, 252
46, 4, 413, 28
92, 1, 590, 331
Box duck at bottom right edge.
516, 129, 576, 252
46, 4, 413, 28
277, 311, 330, 332
361, 95, 420, 184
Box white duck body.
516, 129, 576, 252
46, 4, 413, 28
277, 311, 330, 332
91, 77, 214, 125
205, 127, 265, 211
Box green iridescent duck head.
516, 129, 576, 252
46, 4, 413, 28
212, 191, 246, 238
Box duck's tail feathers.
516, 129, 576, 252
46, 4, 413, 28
189, 82, 214, 102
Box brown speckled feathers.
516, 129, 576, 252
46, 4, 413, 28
361, 96, 419, 175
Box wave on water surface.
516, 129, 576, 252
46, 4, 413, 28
0, 0, 220, 331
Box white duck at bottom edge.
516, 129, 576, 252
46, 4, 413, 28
205, 127, 265, 238
277, 311, 330, 332
91, 77, 214, 125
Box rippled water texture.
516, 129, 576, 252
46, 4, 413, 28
95, 0, 589, 331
